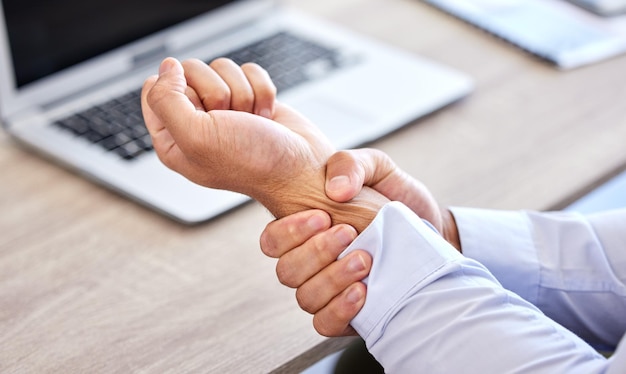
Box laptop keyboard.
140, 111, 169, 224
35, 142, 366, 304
53, 31, 347, 161
226, 32, 346, 92
54, 90, 149, 160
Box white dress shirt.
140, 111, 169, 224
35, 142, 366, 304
342, 202, 626, 373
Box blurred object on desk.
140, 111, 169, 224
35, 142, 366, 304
565, 168, 626, 213
423, 0, 626, 69
567, 0, 626, 17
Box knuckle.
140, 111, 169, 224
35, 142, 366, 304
241, 63, 277, 94
259, 230, 276, 257
296, 287, 319, 314
258, 83, 277, 100
312, 315, 339, 337
337, 296, 360, 320
311, 228, 348, 263
344, 251, 371, 279
146, 83, 166, 106
242, 62, 272, 78
275, 260, 297, 288
365, 147, 395, 170
285, 218, 302, 238
241, 61, 263, 71
237, 94, 254, 109
203, 86, 230, 110
330, 150, 356, 164
310, 234, 331, 260
260, 77, 277, 95
259, 226, 280, 258
209, 57, 235, 69
181, 58, 203, 69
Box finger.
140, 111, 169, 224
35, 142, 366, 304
312, 282, 367, 337
241, 62, 276, 118
144, 58, 203, 146
182, 58, 231, 111
325, 150, 367, 202
348, 149, 439, 220
276, 224, 358, 288
141, 74, 179, 158
185, 86, 204, 110
141, 75, 161, 133
295, 250, 371, 313
209, 58, 255, 112
325, 149, 397, 202
260, 210, 331, 258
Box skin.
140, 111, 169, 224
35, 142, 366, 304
141, 57, 460, 338
260, 147, 462, 337
141, 57, 389, 232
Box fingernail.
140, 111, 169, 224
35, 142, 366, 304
335, 227, 355, 247
307, 214, 326, 232
159, 59, 173, 75
159, 58, 179, 75
347, 253, 366, 273
346, 286, 363, 305
259, 108, 272, 119
326, 175, 350, 194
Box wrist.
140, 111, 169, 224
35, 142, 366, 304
326, 187, 389, 232
259, 181, 388, 233
441, 208, 462, 253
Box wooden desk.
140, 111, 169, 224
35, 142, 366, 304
2, 0, 626, 372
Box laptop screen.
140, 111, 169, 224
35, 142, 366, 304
3, 0, 233, 88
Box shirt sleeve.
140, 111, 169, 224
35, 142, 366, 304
342, 202, 613, 373
452, 207, 626, 350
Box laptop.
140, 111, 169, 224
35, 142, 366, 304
0, 0, 473, 224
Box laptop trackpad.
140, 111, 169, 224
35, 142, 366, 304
288, 95, 376, 149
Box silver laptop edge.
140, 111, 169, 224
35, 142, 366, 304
0, 0, 275, 121
1, 1, 473, 224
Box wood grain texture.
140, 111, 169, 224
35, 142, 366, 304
2, 0, 626, 372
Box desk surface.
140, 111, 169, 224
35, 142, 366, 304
2, 0, 626, 372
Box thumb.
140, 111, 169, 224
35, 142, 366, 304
325, 150, 366, 202
325, 149, 399, 203
144, 58, 199, 142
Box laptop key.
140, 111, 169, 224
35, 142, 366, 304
222, 31, 344, 92
53, 32, 348, 161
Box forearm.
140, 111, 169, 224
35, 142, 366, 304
256, 170, 389, 233
344, 203, 607, 372
368, 260, 607, 373
441, 208, 461, 252
453, 207, 626, 349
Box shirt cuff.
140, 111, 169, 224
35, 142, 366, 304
450, 207, 541, 305
340, 201, 463, 340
